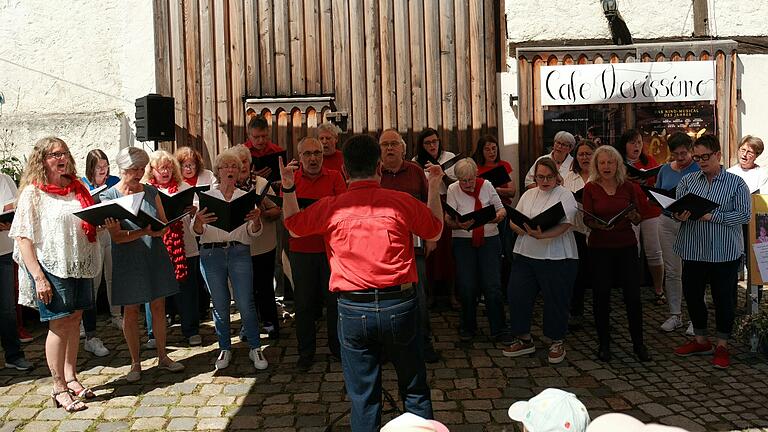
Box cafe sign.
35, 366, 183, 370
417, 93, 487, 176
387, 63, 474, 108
540, 61, 716, 106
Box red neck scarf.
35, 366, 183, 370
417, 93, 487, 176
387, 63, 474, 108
183, 175, 198, 187
148, 178, 188, 281
460, 178, 486, 247
35, 174, 97, 242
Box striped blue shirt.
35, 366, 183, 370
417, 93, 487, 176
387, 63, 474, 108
673, 167, 751, 262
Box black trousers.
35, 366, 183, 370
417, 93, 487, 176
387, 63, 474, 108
571, 232, 589, 317
252, 249, 279, 332
290, 251, 340, 358
589, 245, 644, 348
682, 259, 740, 340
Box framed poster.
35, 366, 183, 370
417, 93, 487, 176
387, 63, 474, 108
635, 102, 716, 164
749, 195, 768, 286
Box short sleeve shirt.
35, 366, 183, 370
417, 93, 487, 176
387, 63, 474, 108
288, 168, 347, 253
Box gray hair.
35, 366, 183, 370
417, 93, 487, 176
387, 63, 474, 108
316, 122, 341, 137
116, 146, 149, 171
230, 144, 252, 163
554, 131, 576, 147
453, 158, 478, 180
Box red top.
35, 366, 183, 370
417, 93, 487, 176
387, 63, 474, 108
244, 139, 283, 159
632, 156, 662, 218
380, 160, 428, 202
582, 181, 642, 249
283, 180, 443, 292
478, 160, 513, 204
323, 151, 346, 178
288, 167, 347, 253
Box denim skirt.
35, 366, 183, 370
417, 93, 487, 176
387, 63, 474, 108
31, 269, 93, 322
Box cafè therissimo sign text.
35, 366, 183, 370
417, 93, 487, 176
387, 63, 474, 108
540, 61, 716, 106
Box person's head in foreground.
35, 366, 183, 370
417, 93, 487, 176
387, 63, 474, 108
586, 413, 689, 432
381, 412, 449, 432
508, 388, 590, 432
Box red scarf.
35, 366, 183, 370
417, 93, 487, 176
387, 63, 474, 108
149, 178, 188, 282
183, 175, 198, 187
34, 174, 97, 242
461, 178, 486, 247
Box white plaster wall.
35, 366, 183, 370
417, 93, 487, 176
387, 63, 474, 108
709, 1, 768, 37
0, 0, 155, 172
739, 55, 768, 167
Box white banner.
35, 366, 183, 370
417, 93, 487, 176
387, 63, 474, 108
540, 61, 716, 106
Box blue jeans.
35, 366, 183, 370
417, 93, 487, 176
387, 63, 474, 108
508, 254, 577, 340
453, 236, 506, 336
338, 293, 432, 432
200, 244, 261, 350
0, 254, 23, 363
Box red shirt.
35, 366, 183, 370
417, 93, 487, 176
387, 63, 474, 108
287, 167, 347, 253
243, 139, 283, 159
632, 156, 662, 218
582, 181, 642, 249
283, 180, 443, 292
323, 151, 346, 178
380, 161, 428, 202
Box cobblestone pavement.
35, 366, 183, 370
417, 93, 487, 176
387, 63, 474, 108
1, 287, 767, 432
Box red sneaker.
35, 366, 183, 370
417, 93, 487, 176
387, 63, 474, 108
712, 346, 730, 369
674, 339, 713, 356
18, 327, 34, 344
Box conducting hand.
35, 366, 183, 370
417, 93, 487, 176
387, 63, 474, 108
278, 157, 300, 189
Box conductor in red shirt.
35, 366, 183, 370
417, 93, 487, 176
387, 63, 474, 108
280, 134, 445, 432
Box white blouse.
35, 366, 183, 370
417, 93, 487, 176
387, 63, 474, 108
250, 176, 278, 256
195, 169, 218, 188
726, 165, 768, 193
446, 180, 503, 239
513, 185, 578, 260
196, 187, 262, 245
156, 182, 199, 258
0, 173, 17, 256
412, 151, 458, 195
561, 170, 590, 235
10, 186, 102, 306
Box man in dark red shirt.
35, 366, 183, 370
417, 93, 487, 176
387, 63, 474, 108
243, 115, 283, 179
287, 137, 346, 371
316, 122, 345, 176
378, 128, 439, 363
281, 134, 444, 432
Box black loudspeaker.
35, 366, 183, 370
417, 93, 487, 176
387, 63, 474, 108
135, 94, 175, 142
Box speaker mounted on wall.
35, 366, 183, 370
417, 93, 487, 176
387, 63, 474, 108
135, 94, 175, 142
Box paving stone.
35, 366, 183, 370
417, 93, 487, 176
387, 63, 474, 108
97, 422, 131, 432
6, 407, 40, 420
196, 417, 229, 430
167, 417, 197, 430
131, 417, 167, 430
21, 421, 58, 432
133, 406, 167, 417
169, 406, 197, 417
102, 407, 133, 420
58, 420, 94, 431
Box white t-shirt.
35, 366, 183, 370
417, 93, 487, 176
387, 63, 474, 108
156, 182, 199, 258
0, 173, 17, 256
512, 185, 578, 260
250, 176, 278, 255
446, 180, 503, 239
524, 153, 574, 188
412, 151, 458, 195
561, 171, 590, 235
195, 169, 218, 188
726, 164, 768, 193
197, 187, 262, 245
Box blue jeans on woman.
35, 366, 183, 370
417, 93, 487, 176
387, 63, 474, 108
453, 235, 506, 337
338, 292, 432, 432
199, 243, 261, 350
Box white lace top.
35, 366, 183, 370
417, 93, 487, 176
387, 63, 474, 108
10, 186, 102, 307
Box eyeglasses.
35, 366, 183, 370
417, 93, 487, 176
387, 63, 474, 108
300, 150, 323, 158
181, 163, 196, 170
671, 150, 690, 158
553, 141, 572, 148
691, 152, 716, 162
423, 138, 440, 146
380, 141, 402, 148
739, 148, 756, 157
535, 174, 557, 182
46, 151, 70, 160
576, 152, 593, 158
458, 177, 476, 184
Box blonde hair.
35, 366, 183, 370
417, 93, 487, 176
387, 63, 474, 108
174, 146, 205, 175
230, 144, 252, 164
588, 145, 627, 185
454, 158, 478, 180
740, 135, 765, 157
213, 149, 243, 181
19, 136, 78, 192
143, 150, 183, 184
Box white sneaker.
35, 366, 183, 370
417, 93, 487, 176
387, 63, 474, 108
188, 335, 202, 346
84, 337, 110, 357
660, 315, 684, 332
145, 338, 156, 349
685, 321, 695, 336
214, 350, 231, 370
79, 322, 85, 339
111, 316, 124, 330
249, 347, 268, 370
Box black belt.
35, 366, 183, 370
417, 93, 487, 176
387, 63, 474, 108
201, 241, 245, 249
339, 283, 415, 302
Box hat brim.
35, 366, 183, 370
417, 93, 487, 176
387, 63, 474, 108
508, 401, 530, 421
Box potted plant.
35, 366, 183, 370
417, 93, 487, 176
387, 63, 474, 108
0, 128, 24, 185
734, 309, 768, 356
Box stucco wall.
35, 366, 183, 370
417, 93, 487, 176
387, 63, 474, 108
0, 0, 155, 172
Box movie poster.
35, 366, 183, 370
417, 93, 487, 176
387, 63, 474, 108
635, 102, 716, 164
